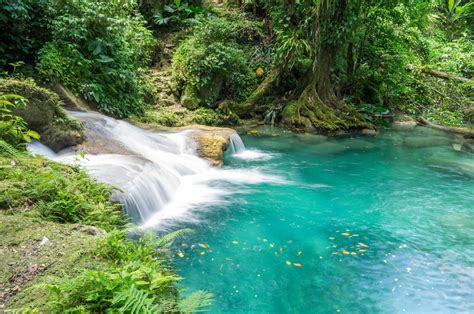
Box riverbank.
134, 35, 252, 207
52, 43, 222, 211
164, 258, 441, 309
0, 154, 211, 311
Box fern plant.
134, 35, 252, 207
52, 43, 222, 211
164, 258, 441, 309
42, 229, 213, 313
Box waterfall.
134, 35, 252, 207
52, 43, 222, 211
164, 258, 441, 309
28, 111, 282, 229
228, 133, 246, 154
227, 132, 273, 161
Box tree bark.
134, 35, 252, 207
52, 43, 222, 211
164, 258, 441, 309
235, 67, 281, 117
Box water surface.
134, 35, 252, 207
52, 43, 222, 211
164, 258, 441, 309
173, 127, 474, 313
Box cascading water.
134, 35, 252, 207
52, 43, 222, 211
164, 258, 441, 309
228, 132, 273, 160
228, 133, 246, 154
28, 111, 281, 229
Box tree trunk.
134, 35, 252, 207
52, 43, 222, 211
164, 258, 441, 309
286, 0, 369, 131
234, 67, 281, 117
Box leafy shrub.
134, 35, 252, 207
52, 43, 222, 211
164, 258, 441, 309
425, 105, 464, 127
37, 0, 156, 118
153, 0, 205, 29
173, 17, 258, 106
189, 108, 220, 125
0, 93, 39, 147
0, 156, 124, 230
140, 108, 181, 127
44, 229, 213, 312
0, 0, 51, 68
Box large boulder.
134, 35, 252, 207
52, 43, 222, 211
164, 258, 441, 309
184, 125, 236, 166
0, 79, 84, 151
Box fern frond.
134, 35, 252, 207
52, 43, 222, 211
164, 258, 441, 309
0, 139, 22, 157
154, 228, 193, 248
178, 290, 213, 313
113, 285, 161, 314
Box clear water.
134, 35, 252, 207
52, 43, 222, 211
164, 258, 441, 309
173, 126, 474, 313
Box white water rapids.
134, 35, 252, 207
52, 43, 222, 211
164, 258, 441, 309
28, 111, 280, 229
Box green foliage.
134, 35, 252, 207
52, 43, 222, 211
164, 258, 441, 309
189, 108, 220, 125
0, 93, 39, 147
173, 17, 259, 106
37, 0, 156, 118
425, 104, 464, 127
0, 156, 124, 230
145, 107, 180, 127
0, 0, 51, 68
44, 229, 212, 312
153, 0, 205, 28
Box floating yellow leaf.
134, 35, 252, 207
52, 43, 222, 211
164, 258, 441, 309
198, 243, 208, 249
341, 232, 350, 236
177, 251, 185, 258
293, 263, 302, 267
332, 252, 339, 255
248, 130, 259, 134
286, 261, 292, 265
358, 249, 366, 252
329, 237, 335, 240
358, 242, 368, 248
200, 252, 206, 255
269, 243, 274, 248
350, 234, 359, 237
342, 249, 350, 255
279, 247, 283, 253
232, 240, 238, 245
351, 252, 357, 255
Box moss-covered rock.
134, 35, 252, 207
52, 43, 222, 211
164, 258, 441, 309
0, 79, 84, 151
181, 85, 201, 110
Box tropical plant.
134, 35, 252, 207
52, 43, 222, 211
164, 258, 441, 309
43, 229, 213, 312
153, 0, 205, 28
0, 156, 124, 230
0, 93, 39, 147
37, 0, 156, 118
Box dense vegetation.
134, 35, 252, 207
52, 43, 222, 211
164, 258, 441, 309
0, 0, 473, 311
2, 0, 472, 129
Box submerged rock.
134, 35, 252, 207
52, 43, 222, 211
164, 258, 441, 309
0, 79, 84, 151
296, 133, 328, 144
460, 140, 474, 154
426, 155, 474, 178
403, 136, 451, 148
311, 141, 350, 155
340, 138, 377, 151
